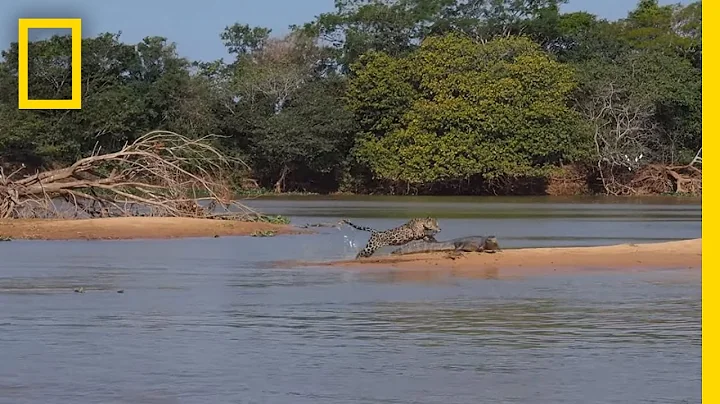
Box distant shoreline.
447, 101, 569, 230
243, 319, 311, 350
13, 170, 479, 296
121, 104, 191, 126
237, 191, 702, 199
0, 217, 309, 240
299, 239, 702, 276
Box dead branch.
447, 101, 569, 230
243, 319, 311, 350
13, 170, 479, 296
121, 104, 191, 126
690, 147, 702, 166
0, 130, 266, 220
273, 165, 290, 194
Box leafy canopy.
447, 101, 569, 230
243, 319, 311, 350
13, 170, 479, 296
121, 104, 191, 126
347, 34, 590, 184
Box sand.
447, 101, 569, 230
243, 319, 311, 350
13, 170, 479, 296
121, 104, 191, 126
302, 239, 701, 277
0, 219, 701, 277
0, 217, 307, 240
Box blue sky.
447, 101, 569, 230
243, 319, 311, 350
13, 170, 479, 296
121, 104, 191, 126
1, 0, 693, 62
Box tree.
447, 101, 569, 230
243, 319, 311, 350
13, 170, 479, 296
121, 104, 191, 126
522, 10, 629, 63
0, 33, 220, 170
251, 77, 358, 192
235, 31, 327, 113
0, 4, 702, 197
211, 24, 355, 192
607, 0, 701, 71
347, 34, 590, 189
299, 0, 567, 70
0, 33, 145, 167
220, 23, 272, 56
572, 47, 701, 194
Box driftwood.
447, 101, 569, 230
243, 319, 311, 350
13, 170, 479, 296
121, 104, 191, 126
600, 162, 702, 196
593, 147, 702, 196
0, 130, 263, 220
638, 163, 701, 195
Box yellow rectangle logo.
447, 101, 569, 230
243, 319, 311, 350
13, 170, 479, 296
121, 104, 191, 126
17, 18, 82, 109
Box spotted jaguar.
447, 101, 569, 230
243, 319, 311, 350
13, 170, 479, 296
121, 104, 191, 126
342, 217, 442, 259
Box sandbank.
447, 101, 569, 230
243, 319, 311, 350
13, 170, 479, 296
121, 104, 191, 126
301, 239, 701, 276
0, 217, 307, 240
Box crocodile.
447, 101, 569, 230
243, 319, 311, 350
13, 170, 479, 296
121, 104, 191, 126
390, 235, 502, 257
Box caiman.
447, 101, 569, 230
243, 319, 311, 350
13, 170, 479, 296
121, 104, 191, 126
390, 235, 502, 257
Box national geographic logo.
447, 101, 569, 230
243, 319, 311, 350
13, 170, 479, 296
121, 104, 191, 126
17, 18, 82, 109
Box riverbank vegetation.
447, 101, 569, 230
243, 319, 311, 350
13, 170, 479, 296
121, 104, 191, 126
0, 0, 701, 198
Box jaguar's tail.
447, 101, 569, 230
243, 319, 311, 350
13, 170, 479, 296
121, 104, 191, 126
341, 219, 377, 233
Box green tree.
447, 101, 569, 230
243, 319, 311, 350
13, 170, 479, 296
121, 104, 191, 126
220, 23, 272, 56
0, 33, 220, 169
0, 33, 145, 166
299, 0, 566, 70
620, 0, 701, 64
210, 25, 356, 192
348, 34, 590, 188
250, 77, 358, 192
522, 10, 628, 63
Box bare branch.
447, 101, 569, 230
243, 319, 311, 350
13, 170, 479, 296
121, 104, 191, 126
575, 81, 670, 195
0, 130, 262, 220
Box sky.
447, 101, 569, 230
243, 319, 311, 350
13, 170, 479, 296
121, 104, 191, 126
1, 0, 693, 63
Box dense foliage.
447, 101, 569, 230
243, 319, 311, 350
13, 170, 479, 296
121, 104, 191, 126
348, 35, 589, 186
0, 0, 702, 195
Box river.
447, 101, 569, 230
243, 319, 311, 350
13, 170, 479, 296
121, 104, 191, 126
0, 196, 702, 403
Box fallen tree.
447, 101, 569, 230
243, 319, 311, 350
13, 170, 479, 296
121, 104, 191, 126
0, 130, 265, 220
628, 164, 701, 196
598, 148, 702, 196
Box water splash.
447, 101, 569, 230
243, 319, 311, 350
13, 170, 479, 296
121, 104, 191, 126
343, 234, 358, 256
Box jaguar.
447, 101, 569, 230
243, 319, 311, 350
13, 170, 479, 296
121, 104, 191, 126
342, 217, 442, 259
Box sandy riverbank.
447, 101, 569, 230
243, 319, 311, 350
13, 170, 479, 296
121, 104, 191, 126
301, 239, 701, 276
0, 217, 308, 240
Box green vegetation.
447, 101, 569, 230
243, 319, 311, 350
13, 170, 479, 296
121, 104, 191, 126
0, 0, 701, 196
348, 35, 589, 187
257, 214, 292, 225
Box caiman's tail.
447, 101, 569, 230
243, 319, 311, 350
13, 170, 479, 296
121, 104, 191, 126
391, 241, 455, 255
341, 219, 377, 233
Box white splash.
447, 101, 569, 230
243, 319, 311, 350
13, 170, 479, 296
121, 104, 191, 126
343, 234, 358, 250
342, 234, 361, 259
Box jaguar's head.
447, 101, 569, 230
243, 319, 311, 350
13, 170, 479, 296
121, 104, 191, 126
409, 217, 441, 236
